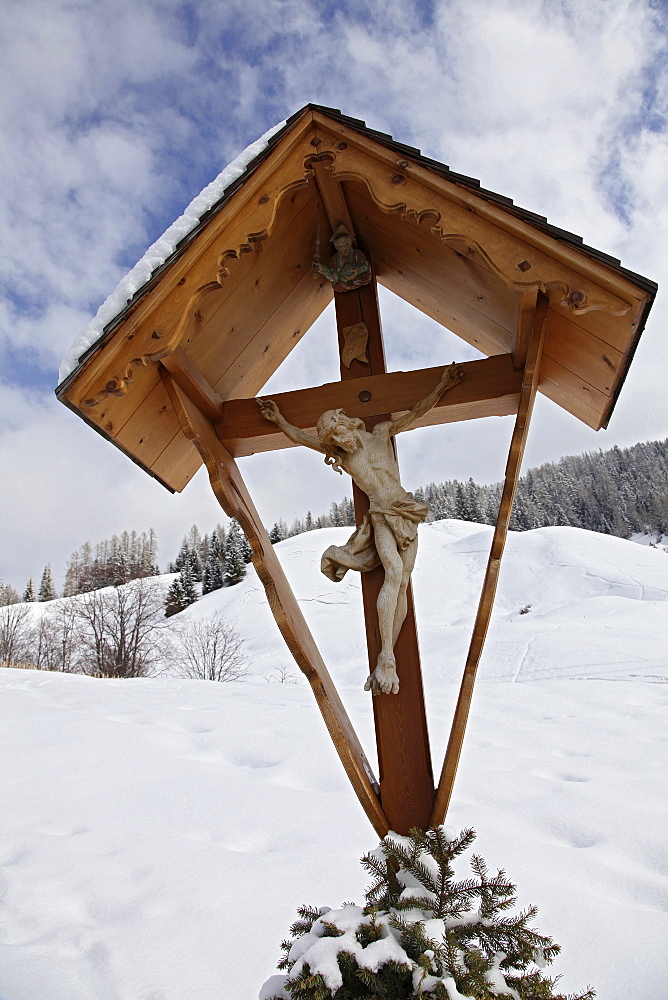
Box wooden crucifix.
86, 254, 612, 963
161, 257, 548, 839
158, 250, 546, 837
57, 105, 655, 840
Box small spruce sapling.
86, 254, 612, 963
38, 564, 58, 601
264, 826, 594, 1000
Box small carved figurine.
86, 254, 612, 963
312, 224, 372, 293
257, 363, 464, 695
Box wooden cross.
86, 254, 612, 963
58, 106, 652, 837
160, 247, 548, 837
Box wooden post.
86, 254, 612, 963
333, 276, 435, 834
431, 292, 549, 828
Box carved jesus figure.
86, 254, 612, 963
257, 364, 464, 695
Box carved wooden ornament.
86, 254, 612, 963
341, 322, 370, 367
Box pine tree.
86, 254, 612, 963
110, 536, 128, 586
164, 567, 198, 617
169, 538, 189, 574
38, 564, 57, 602
343, 497, 356, 525
239, 524, 253, 564
180, 565, 198, 606
224, 521, 247, 585
202, 531, 225, 593
141, 527, 160, 576
23, 578, 37, 602
164, 576, 185, 618
330, 501, 344, 526
288, 517, 305, 537
269, 827, 594, 1000
186, 525, 204, 580
187, 545, 204, 581
269, 521, 286, 544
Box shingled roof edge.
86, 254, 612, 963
306, 106, 657, 294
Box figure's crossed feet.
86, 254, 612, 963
364, 653, 400, 695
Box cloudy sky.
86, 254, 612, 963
1, 0, 666, 592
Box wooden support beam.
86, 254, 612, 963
512, 288, 539, 371
216, 355, 522, 457
431, 291, 549, 828
310, 155, 356, 236
161, 348, 225, 422
333, 276, 435, 835
160, 367, 390, 838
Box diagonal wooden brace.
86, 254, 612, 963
160, 366, 390, 837
431, 291, 549, 828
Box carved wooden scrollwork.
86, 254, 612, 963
318, 145, 633, 318
81, 338, 171, 407
79, 172, 313, 409
79, 282, 220, 408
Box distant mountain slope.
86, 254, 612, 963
184, 521, 668, 686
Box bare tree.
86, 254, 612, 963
263, 664, 298, 684
0, 602, 32, 666
71, 578, 171, 678
0, 580, 21, 607
176, 614, 248, 682
28, 601, 79, 672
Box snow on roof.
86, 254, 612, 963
58, 119, 286, 385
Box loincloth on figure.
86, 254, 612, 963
321, 494, 429, 583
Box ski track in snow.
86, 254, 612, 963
1, 522, 667, 1000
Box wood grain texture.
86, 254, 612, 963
67, 125, 317, 397
66, 358, 161, 441
161, 368, 390, 837
310, 155, 356, 235
538, 355, 608, 430
345, 181, 516, 354
114, 378, 183, 470
512, 289, 538, 370
149, 428, 202, 492
161, 348, 224, 421
59, 131, 321, 485
334, 276, 435, 836
185, 184, 321, 380
431, 291, 549, 828
217, 355, 522, 456
543, 312, 623, 395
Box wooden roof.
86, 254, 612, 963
56, 104, 656, 492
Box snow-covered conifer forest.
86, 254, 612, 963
2, 438, 665, 611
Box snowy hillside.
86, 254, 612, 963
1, 522, 667, 1000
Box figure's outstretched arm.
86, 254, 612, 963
257, 398, 326, 454
388, 363, 464, 435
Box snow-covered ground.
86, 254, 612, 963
1, 522, 667, 999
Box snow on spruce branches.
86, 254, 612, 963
263, 826, 594, 1000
